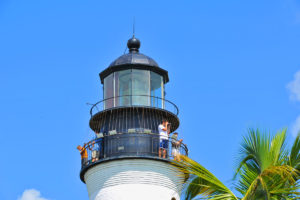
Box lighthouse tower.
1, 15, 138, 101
80, 36, 188, 200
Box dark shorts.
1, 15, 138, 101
160, 139, 168, 149
81, 158, 88, 166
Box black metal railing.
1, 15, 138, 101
89, 95, 179, 116
80, 133, 188, 168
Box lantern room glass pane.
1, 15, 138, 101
150, 71, 164, 108
132, 69, 150, 106
104, 73, 114, 109
103, 70, 165, 110
115, 69, 132, 107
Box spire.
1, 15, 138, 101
133, 17, 135, 37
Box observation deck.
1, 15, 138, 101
79, 133, 188, 182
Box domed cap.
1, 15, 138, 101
108, 52, 159, 68
127, 36, 140, 53
99, 36, 169, 84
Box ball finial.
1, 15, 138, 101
127, 36, 140, 53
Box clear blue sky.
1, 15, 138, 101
1, 1, 300, 199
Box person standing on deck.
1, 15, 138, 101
77, 143, 89, 166
171, 132, 183, 161
77, 142, 94, 165
158, 118, 171, 158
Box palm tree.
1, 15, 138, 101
174, 128, 300, 200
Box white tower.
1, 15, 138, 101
80, 36, 188, 200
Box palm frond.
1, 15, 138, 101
235, 129, 290, 198
289, 132, 300, 171
172, 156, 238, 200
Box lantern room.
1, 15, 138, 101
99, 36, 169, 109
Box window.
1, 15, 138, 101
115, 70, 131, 107
103, 69, 165, 109
104, 73, 114, 109
150, 71, 164, 108
132, 69, 150, 106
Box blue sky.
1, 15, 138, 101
0, 0, 300, 199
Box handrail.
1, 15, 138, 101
89, 95, 179, 116
80, 133, 188, 168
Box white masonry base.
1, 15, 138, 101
84, 159, 184, 200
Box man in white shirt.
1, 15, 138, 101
158, 118, 170, 158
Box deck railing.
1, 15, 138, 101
80, 133, 188, 168
89, 95, 179, 116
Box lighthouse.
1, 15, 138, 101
79, 36, 188, 200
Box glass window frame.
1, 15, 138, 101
132, 69, 150, 106
103, 73, 114, 109
115, 69, 132, 107
103, 69, 165, 109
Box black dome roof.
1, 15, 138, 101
99, 36, 169, 84
108, 53, 159, 68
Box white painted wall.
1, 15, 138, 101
84, 159, 184, 200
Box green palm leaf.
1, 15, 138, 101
173, 156, 238, 200
289, 132, 300, 172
